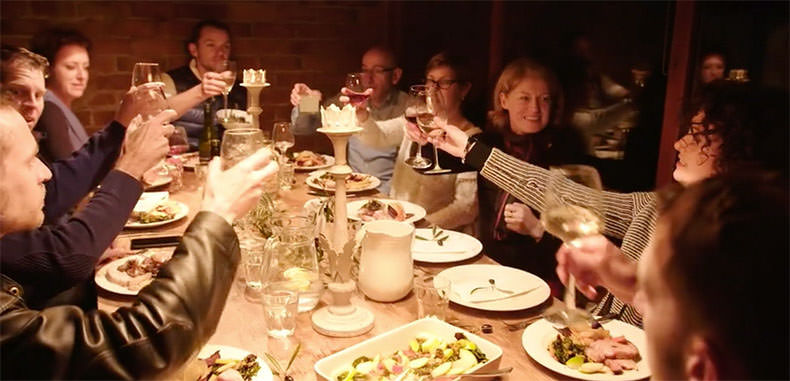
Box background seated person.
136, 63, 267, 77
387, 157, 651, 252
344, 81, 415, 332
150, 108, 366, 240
0, 106, 278, 379
289, 46, 408, 194
163, 19, 246, 148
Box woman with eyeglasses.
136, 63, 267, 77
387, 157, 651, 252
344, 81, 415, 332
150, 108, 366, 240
421, 80, 788, 326
389, 51, 481, 234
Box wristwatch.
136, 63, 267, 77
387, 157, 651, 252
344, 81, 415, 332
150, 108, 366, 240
461, 135, 479, 164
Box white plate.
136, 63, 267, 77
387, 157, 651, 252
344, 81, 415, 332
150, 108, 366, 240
305, 170, 380, 193
94, 250, 173, 296
294, 154, 335, 171
522, 318, 651, 381
346, 199, 426, 224
144, 175, 172, 189
438, 264, 550, 311
125, 200, 189, 229
412, 228, 482, 263
198, 344, 273, 381
314, 317, 502, 380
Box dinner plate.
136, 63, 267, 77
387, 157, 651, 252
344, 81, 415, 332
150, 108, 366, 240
412, 228, 482, 263
346, 199, 426, 224
94, 251, 176, 296
305, 170, 380, 193
198, 344, 273, 381
522, 318, 651, 381
437, 264, 550, 311
294, 154, 335, 171
144, 175, 172, 190
125, 200, 189, 229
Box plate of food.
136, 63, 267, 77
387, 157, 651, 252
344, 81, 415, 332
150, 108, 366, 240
306, 170, 380, 193
180, 344, 273, 381
314, 317, 502, 380
438, 264, 551, 312
125, 200, 189, 229
347, 199, 426, 224
522, 318, 650, 380
94, 249, 174, 295
292, 150, 335, 171
412, 227, 482, 263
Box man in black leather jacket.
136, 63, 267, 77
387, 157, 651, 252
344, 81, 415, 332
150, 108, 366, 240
0, 104, 278, 379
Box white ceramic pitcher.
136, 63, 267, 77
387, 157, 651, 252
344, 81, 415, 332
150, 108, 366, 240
357, 220, 414, 302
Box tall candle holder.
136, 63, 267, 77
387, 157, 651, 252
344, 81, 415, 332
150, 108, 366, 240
241, 69, 270, 132
310, 106, 374, 337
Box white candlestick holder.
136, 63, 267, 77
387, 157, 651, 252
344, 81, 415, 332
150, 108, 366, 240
241, 82, 270, 132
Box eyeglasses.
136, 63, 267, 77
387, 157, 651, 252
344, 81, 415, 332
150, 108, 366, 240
361, 66, 395, 76
424, 78, 459, 89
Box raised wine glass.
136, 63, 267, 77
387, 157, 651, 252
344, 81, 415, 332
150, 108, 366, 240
131, 62, 167, 120
219, 60, 238, 122
272, 121, 295, 158
421, 86, 450, 175
540, 164, 605, 326
403, 85, 432, 170
345, 73, 371, 106
168, 126, 189, 156
220, 128, 266, 170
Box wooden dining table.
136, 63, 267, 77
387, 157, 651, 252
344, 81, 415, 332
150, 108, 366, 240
98, 170, 569, 381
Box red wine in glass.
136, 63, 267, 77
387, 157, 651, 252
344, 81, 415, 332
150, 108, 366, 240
347, 91, 370, 106
169, 144, 190, 156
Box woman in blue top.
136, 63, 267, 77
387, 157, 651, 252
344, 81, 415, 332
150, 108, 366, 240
31, 27, 92, 161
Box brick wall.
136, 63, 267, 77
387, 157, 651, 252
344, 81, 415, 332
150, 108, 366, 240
1, 1, 390, 136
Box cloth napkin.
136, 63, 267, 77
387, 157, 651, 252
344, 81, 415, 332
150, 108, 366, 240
453, 280, 537, 303
412, 233, 466, 254
133, 192, 169, 213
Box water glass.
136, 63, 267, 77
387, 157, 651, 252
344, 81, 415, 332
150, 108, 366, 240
414, 274, 451, 320
279, 161, 294, 190
164, 158, 183, 193
220, 128, 266, 169
240, 237, 267, 303
262, 284, 298, 338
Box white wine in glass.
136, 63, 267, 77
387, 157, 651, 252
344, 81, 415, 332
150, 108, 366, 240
422, 87, 450, 175
403, 84, 432, 170
540, 165, 604, 324
272, 121, 295, 157
219, 60, 238, 121
131, 63, 167, 120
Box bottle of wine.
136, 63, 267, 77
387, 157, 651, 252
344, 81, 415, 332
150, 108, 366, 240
199, 100, 220, 163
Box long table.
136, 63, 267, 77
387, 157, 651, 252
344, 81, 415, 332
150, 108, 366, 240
98, 171, 567, 380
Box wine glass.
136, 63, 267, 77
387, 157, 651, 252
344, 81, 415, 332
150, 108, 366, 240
345, 73, 370, 106
219, 60, 238, 122
220, 128, 266, 170
272, 121, 295, 158
540, 164, 604, 325
421, 86, 450, 175
168, 126, 189, 156
131, 63, 168, 120
403, 85, 432, 170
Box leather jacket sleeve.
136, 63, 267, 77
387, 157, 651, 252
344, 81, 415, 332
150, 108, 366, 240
0, 212, 240, 380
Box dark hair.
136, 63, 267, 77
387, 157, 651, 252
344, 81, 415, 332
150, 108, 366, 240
30, 27, 91, 66
424, 51, 472, 85
658, 172, 788, 379
685, 80, 789, 177
488, 58, 564, 133
1, 45, 49, 83
188, 19, 231, 45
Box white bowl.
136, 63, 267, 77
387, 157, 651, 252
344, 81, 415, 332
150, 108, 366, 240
314, 317, 503, 380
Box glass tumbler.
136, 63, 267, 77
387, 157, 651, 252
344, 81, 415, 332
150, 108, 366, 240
414, 274, 451, 320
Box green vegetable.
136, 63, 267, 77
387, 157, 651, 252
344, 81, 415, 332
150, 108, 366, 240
565, 355, 585, 369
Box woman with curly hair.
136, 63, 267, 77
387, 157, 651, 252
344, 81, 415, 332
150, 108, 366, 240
426, 80, 788, 326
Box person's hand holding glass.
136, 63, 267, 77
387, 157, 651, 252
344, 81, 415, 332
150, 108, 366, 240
218, 60, 237, 122
131, 63, 168, 120
220, 129, 267, 170
403, 85, 432, 170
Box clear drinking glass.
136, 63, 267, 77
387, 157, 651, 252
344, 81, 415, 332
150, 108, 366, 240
345, 72, 371, 106
272, 122, 295, 156
422, 86, 451, 174
262, 284, 298, 338
220, 128, 266, 169
219, 60, 238, 122
240, 236, 267, 302
279, 161, 294, 190
540, 165, 604, 321
131, 63, 167, 120
403, 85, 432, 170
414, 274, 451, 320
